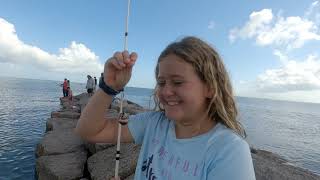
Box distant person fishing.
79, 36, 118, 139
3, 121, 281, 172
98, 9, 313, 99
61, 78, 68, 97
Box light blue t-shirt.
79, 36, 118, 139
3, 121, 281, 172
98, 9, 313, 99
128, 111, 256, 180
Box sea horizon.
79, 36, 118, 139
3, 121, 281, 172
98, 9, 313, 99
1, 75, 319, 106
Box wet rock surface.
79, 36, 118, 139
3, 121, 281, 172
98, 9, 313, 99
36, 129, 85, 157
46, 118, 78, 132
252, 149, 320, 180
87, 143, 140, 180
36, 151, 87, 180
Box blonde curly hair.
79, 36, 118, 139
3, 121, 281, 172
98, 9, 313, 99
153, 36, 246, 138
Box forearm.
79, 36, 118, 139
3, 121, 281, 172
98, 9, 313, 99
75, 89, 113, 138
76, 50, 137, 140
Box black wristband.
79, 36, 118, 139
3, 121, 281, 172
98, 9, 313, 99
99, 77, 123, 96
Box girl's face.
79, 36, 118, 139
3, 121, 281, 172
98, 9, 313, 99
157, 54, 211, 124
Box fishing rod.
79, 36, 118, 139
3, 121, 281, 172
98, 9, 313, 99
115, 0, 131, 179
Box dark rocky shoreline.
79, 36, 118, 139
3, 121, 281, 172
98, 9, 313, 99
35, 93, 320, 180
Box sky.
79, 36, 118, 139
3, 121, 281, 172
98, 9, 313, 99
0, 0, 320, 103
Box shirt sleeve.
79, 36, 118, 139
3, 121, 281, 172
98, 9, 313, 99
128, 112, 155, 144
207, 138, 256, 180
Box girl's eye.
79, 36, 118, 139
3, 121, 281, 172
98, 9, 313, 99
157, 81, 165, 87
173, 81, 183, 86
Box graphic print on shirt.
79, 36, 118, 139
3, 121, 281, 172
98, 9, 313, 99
142, 154, 157, 180
141, 137, 204, 180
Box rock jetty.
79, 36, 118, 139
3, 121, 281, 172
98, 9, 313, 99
35, 93, 320, 180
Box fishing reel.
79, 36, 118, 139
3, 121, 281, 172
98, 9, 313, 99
118, 112, 129, 125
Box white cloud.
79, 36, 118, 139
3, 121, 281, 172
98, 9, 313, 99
0, 18, 103, 79
305, 1, 320, 25
235, 53, 320, 103
229, 4, 320, 49
229, 9, 273, 43
263, 16, 320, 49
256, 52, 320, 92
232, 1, 320, 103
208, 21, 215, 29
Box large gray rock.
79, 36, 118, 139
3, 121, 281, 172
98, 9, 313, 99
124, 174, 135, 180
111, 101, 146, 115
85, 142, 115, 154
74, 93, 88, 101
77, 94, 93, 113
51, 111, 80, 119
36, 130, 85, 157
104, 109, 119, 118
123, 106, 146, 115
46, 118, 78, 132
252, 149, 320, 180
36, 151, 87, 180
87, 143, 140, 180
112, 99, 143, 109
59, 98, 80, 112
62, 104, 81, 113
75, 93, 90, 107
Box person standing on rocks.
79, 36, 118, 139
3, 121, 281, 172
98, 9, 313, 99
99, 73, 104, 85
86, 75, 95, 96
61, 78, 68, 97
94, 77, 97, 91
76, 37, 256, 180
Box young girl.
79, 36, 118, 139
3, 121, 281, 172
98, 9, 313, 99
76, 36, 256, 180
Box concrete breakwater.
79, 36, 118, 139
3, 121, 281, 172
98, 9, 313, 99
35, 93, 320, 180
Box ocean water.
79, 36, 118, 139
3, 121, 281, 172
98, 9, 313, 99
238, 97, 320, 175
0, 77, 319, 179
0, 77, 84, 179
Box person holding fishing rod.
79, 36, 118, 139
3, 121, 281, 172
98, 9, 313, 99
75, 36, 256, 180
